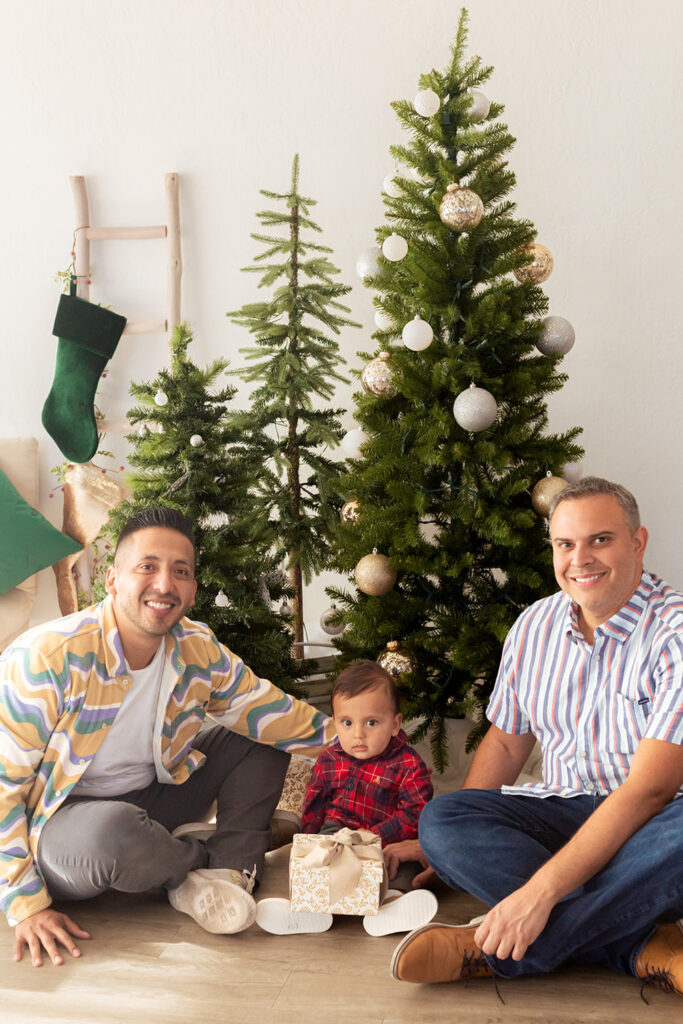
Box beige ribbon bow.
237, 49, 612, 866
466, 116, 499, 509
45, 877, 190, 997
293, 828, 384, 906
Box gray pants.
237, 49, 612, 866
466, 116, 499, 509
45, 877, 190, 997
37, 726, 290, 902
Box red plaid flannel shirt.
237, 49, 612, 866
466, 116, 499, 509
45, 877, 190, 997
301, 730, 433, 847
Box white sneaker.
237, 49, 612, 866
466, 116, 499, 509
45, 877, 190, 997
363, 889, 438, 937
255, 897, 333, 935
168, 867, 257, 934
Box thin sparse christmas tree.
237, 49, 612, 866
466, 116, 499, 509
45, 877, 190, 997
228, 155, 359, 654
105, 323, 311, 692
328, 10, 583, 768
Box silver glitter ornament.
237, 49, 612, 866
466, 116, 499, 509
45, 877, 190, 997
453, 383, 498, 432
536, 316, 575, 356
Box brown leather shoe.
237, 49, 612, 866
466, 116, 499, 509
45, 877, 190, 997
635, 924, 683, 997
390, 918, 492, 983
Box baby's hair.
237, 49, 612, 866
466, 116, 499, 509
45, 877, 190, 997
331, 660, 400, 715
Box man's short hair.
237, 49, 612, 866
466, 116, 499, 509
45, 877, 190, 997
331, 660, 400, 715
114, 506, 196, 563
549, 477, 641, 533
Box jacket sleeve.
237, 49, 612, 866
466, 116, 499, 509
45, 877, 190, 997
205, 641, 335, 758
0, 646, 60, 925
374, 752, 434, 846
301, 754, 331, 834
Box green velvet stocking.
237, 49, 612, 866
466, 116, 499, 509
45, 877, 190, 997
42, 291, 127, 463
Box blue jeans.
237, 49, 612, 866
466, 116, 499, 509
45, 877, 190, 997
419, 789, 683, 979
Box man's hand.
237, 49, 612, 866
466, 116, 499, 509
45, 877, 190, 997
383, 839, 436, 888
474, 882, 554, 961
13, 909, 90, 967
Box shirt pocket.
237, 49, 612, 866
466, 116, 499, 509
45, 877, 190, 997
609, 687, 651, 752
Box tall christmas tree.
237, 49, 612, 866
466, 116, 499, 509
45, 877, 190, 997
105, 323, 311, 692
227, 154, 359, 654
328, 11, 583, 768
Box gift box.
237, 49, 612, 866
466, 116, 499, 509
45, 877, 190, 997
289, 828, 386, 916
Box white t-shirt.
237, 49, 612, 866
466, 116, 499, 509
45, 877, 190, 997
72, 641, 165, 797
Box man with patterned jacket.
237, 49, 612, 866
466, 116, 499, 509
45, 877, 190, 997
0, 507, 335, 967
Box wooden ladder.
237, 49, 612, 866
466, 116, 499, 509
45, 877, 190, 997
69, 172, 181, 431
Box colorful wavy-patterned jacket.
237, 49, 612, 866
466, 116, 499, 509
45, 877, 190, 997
0, 596, 333, 925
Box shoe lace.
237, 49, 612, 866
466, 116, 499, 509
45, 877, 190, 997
461, 949, 505, 1005
240, 864, 257, 895
639, 965, 675, 1004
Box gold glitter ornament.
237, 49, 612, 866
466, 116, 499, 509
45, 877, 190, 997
340, 500, 361, 524
377, 640, 416, 680
354, 549, 397, 596
439, 184, 484, 231
531, 473, 569, 517
361, 352, 396, 397
514, 243, 554, 284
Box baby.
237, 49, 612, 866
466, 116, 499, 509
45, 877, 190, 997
256, 660, 437, 936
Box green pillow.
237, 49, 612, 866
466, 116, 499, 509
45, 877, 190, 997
0, 469, 82, 595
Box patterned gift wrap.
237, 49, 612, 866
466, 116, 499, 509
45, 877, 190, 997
289, 831, 385, 916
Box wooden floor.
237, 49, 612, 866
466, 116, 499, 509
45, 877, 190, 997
0, 845, 679, 1024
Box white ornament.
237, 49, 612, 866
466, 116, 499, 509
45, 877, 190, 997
383, 171, 403, 198
154, 389, 168, 407
414, 88, 440, 117
374, 308, 393, 332
155, 422, 164, 434
215, 590, 230, 608
563, 462, 583, 483
341, 428, 370, 459
320, 605, 345, 636
468, 90, 491, 122
453, 383, 498, 432
382, 233, 408, 262
190, 434, 204, 447
536, 316, 575, 356
356, 246, 381, 280
402, 316, 434, 352
138, 423, 149, 437
279, 600, 292, 617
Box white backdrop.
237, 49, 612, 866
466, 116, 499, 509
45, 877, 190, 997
1, 0, 680, 629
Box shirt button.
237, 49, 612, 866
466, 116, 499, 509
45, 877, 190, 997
55, 790, 62, 797
79, 759, 87, 766
594, 654, 600, 661
101, 722, 108, 729
580, 750, 588, 758
122, 679, 130, 687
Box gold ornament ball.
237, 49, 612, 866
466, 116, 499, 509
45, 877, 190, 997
439, 184, 484, 231
514, 243, 554, 284
531, 474, 569, 517
377, 640, 416, 680
361, 352, 396, 397
355, 551, 397, 596
340, 499, 361, 524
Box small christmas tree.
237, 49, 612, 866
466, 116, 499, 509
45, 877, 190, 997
328, 10, 583, 768
105, 323, 311, 692
227, 155, 359, 654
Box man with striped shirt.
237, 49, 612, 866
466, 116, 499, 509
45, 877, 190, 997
390, 478, 683, 999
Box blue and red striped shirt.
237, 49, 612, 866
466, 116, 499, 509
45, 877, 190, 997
488, 570, 683, 799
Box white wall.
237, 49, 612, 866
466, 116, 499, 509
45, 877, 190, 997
1, 0, 680, 630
